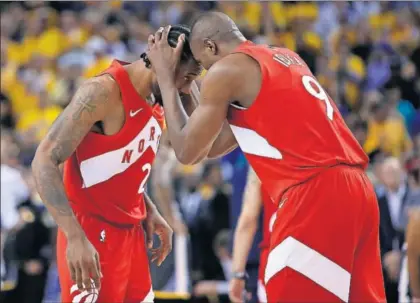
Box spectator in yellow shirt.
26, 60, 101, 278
83, 36, 113, 79
364, 100, 413, 159
60, 10, 89, 50
329, 40, 366, 109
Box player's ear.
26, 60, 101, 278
204, 39, 217, 55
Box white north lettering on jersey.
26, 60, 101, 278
80, 117, 162, 188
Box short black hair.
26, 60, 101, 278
141, 24, 194, 68
167, 24, 194, 63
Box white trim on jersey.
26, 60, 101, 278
257, 279, 268, 303
264, 236, 351, 302
80, 117, 161, 188
399, 243, 410, 303
229, 125, 282, 159
141, 287, 155, 302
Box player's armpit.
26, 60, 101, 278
32, 77, 115, 236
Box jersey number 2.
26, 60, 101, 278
138, 163, 152, 193
302, 75, 334, 121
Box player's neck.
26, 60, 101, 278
125, 60, 154, 100
220, 34, 247, 55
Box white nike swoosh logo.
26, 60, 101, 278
129, 108, 143, 117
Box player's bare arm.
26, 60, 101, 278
151, 134, 188, 234
32, 76, 117, 291
229, 167, 262, 303
181, 80, 238, 159
147, 26, 246, 164
407, 208, 420, 301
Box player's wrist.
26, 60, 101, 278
59, 214, 85, 240
63, 222, 86, 240
232, 271, 249, 281
156, 71, 175, 83
65, 228, 86, 241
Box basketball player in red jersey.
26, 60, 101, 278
229, 167, 276, 303
147, 13, 386, 302
31, 25, 232, 303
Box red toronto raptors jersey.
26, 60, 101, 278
228, 41, 368, 205
259, 189, 277, 249
63, 60, 164, 224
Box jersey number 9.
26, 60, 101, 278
302, 75, 334, 121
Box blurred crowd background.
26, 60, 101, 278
1, 1, 420, 303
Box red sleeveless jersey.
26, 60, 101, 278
63, 60, 165, 225
260, 189, 277, 249
228, 41, 368, 205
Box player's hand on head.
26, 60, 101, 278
147, 25, 185, 80
66, 234, 102, 291
145, 208, 173, 266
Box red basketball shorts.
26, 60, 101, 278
57, 212, 153, 303
265, 165, 386, 303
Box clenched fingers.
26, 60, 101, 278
150, 242, 172, 266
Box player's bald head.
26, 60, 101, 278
188, 11, 246, 70
190, 12, 240, 42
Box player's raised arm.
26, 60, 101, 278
181, 80, 238, 160
32, 77, 116, 291
147, 26, 241, 164
229, 167, 262, 303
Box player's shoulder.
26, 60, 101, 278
85, 74, 119, 96
204, 52, 259, 87
75, 74, 121, 108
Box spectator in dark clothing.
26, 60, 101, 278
0, 93, 15, 130
377, 157, 413, 303
395, 61, 420, 109
193, 230, 232, 303
4, 201, 51, 303
186, 162, 231, 295
410, 44, 420, 75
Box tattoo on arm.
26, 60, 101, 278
47, 81, 108, 163
33, 80, 111, 224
